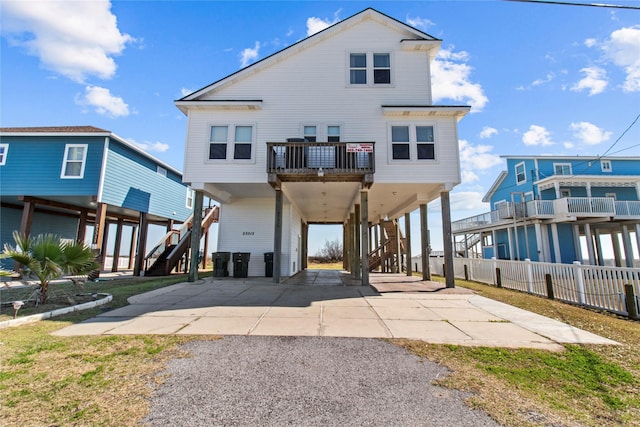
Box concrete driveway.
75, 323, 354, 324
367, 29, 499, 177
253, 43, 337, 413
53, 270, 616, 349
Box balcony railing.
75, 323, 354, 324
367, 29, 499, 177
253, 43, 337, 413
452, 197, 640, 233
266, 142, 375, 178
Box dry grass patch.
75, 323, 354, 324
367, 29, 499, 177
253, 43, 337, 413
395, 276, 640, 427
307, 261, 343, 270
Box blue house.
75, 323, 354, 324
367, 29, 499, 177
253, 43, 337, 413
0, 126, 198, 275
452, 155, 640, 267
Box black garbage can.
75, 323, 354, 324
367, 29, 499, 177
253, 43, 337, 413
233, 252, 251, 278
264, 252, 274, 277
212, 252, 230, 277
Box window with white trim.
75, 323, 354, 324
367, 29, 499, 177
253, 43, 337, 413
61, 144, 87, 178
348, 52, 392, 86
157, 166, 167, 176
605, 192, 616, 200
0, 143, 8, 166
515, 162, 526, 185
559, 189, 571, 198
186, 187, 194, 209
389, 124, 436, 161
208, 125, 254, 161
553, 163, 571, 176
327, 125, 340, 142
303, 126, 317, 142
601, 160, 612, 172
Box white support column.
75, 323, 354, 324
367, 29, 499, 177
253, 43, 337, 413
636, 224, 640, 267
534, 223, 544, 262
584, 223, 596, 266
585, 183, 592, 198
541, 224, 551, 263
507, 227, 514, 260
492, 229, 498, 260
622, 225, 635, 268
573, 224, 583, 263
612, 231, 623, 267
551, 223, 562, 263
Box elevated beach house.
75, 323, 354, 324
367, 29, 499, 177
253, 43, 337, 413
176, 8, 470, 284
0, 126, 194, 275
452, 155, 640, 267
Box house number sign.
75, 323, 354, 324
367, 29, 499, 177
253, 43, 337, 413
242, 232, 255, 236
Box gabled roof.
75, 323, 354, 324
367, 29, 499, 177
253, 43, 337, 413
176, 7, 441, 108
0, 126, 183, 177
482, 171, 507, 203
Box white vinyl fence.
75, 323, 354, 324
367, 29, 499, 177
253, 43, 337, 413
429, 257, 640, 318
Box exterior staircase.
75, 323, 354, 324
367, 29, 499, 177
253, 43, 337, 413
145, 206, 219, 276
368, 220, 406, 272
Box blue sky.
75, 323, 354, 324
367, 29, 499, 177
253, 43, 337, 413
2, 0, 639, 255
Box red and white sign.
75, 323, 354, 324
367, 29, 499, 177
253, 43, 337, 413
346, 143, 373, 153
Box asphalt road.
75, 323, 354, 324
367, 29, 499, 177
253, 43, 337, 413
144, 336, 500, 426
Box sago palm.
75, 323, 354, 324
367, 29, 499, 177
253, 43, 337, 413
1, 231, 99, 304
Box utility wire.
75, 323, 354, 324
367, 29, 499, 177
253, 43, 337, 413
506, 0, 640, 10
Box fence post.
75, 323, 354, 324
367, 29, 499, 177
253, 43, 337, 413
572, 261, 586, 305
492, 257, 498, 286
525, 258, 534, 294
545, 274, 555, 300
496, 267, 502, 288
463, 264, 469, 281
625, 284, 639, 320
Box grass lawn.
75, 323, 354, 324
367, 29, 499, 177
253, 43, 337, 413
0, 271, 639, 426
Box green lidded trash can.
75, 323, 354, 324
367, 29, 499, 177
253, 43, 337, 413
212, 252, 230, 277
233, 252, 251, 278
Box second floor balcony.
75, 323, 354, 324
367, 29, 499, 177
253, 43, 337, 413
266, 141, 375, 186
452, 197, 640, 233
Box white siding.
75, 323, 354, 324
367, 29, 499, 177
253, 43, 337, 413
182, 17, 460, 187
216, 195, 301, 277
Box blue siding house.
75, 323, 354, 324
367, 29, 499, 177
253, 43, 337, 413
452, 155, 640, 267
0, 126, 195, 274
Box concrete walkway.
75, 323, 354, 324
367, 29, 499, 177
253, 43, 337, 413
53, 270, 618, 349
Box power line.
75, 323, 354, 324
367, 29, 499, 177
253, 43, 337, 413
506, 0, 640, 10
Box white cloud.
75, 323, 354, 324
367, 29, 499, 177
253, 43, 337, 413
450, 191, 488, 211
571, 66, 608, 95
584, 38, 598, 48
431, 47, 488, 112
532, 72, 555, 86
180, 87, 193, 97
461, 170, 479, 184
564, 142, 575, 149
522, 125, 554, 147
459, 139, 502, 171
570, 121, 612, 146
479, 126, 498, 139
406, 16, 434, 31
239, 41, 260, 68
76, 85, 129, 117
128, 138, 170, 153
1, 0, 133, 83
602, 26, 640, 92
306, 10, 341, 36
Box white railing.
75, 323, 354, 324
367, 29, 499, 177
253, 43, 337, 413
615, 200, 640, 217
429, 257, 640, 317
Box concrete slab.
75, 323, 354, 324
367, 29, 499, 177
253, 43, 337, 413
106, 316, 190, 335
428, 307, 504, 322
263, 306, 321, 318
51, 316, 133, 336
373, 306, 443, 321
321, 306, 379, 319
250, 317, 320, 336
177, 317, 259, 335
364, 297, 423, 308
97, 304, 163, 318
384, 320, 471, 341
321, 318, 391, 338
449, 321, 562, 350
204, 306, 269, 317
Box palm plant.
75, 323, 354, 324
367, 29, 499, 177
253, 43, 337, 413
1, 231, 99, 304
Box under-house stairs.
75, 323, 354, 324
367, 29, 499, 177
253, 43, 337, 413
145, 206, 219, 276
368, 220, 406, 272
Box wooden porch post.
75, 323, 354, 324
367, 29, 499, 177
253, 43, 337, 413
441, 190, 455, 288
112, 219, 123, 272
354, 204, 361, 280
349, 212, 356, 275
100, 222, 110, 271
361, 191, 369, 286
188, 191, 204, 282
342, 223, 348, 270
128, 225, 137, 270
19, 199, 35, 237
405, 212, 412, 277
420, 204, 430, 280
273, 189, 283, 283
380, 222, 386, 273
133, 212, 148, 277
92, 202, 107, 249
77, 209, 88, 243
301, 221, 308, 270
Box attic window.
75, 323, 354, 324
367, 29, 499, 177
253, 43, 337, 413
601, 160, 612, 172
157, 166, 167, 176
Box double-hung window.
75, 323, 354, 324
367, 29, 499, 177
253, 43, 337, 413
515, 162, 526, 185
0, 143, 8, 166
303, 126, 317, 142
601, 160, 612, 172
373, 53, 391, 84
391, 126, 410, 160
554, 163, 571, 176
349, 54, 367, 84
209, 125, 254, 161
327, 126, 340, 142
186, 187, 194, 209
416, 126, 435, 160
61, 144, 87, 178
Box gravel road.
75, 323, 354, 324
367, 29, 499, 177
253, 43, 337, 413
144, 336, 499, 426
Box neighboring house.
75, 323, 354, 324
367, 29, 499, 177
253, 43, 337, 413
0, 126, 195, 274
452, 155, 640, 267
176, 8, 470, 283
